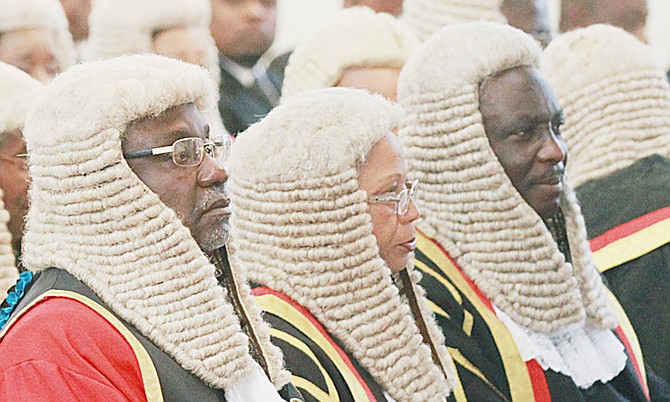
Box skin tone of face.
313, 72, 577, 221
343, 0, 404, 17
123, 103, 231, 252
60, 0, 91, 42
336, 67, 401, 101
209, 0, 276, 63
479, 66, 567, 220
152, 27, 210, 68
560, 0, 648, 43
501, 0, 553, 48
358, 133, 420, 272
0, 131, 29, 254
0, 28, 60, 83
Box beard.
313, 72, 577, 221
192, 184, 231, 252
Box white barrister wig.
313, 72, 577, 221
229, 87, 457, 401
401, 0, 506, 41
21, 54, 289, 393
0, 62, 43, 298
0, 190, 17, 300
398, 22, 626, 388
280, 7, 420, 101
87, 0, 227, 136
542, 24, 670, 187
0, 0, 76, 72
0, 62, 44, 137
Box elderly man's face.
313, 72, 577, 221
210, 0, 276, 60
479, 66, 567, 219
0, 130, 29, 252
123, 103, 231, 251
0, 28, 60, 83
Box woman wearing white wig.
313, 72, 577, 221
281, 7, 419, 102
398, 22, 667, 400
229, 87, 458, 401
87, 0, 227, 138
0, 0, 75, 82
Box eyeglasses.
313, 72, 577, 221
368, 179, 419, 215
123, 135, 232, 167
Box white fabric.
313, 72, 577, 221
495, 306, 627, 388
225, 361, 284, 402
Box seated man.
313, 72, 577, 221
543, 24, 670, 383
398, 22, 669, 400
0, 63, 43, 297
0, 54, 300, 402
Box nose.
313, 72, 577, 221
197, 156, 229, 187
401, 197, 421, 223
538, 129, 567, 164
244, 0, 266, 20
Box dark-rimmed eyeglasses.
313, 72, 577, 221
368, 179, 419, 215
123, 135, 231, 167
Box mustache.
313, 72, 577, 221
196, 184, 229, 215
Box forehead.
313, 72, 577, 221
0, 28, 56, 52
123, 103, 207, 147
478, 66, 559, 132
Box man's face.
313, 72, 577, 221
210, 0, 276, 59
0, 130, 29, 252
123, 103, 231, 251
59, 0, 91, 42
0, 28, 61, 83
336, 67, 401, 101
343, 0, 404, 17
479, 66, 567, 219
501, 0, 552, 47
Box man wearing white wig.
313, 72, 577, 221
87, 0, 228, 139
229, 87, 460, 401
280, 7, 419, 103
398, 22, 668, 400
0, 54, 302, 402
543, 24, 670, 384
0, 63, 43, 299
0, 0, 75, 82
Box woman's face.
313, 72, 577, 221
152, 26, 210, 68
0, 28, 60, 83
358, 133, 420, 272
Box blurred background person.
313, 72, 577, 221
501, 0, 553, 47
87, 0, 228, 138
210, 0, 280, 136
230, 87, 457, 401
401, 0, 506, 42
0, 62, 43, 296
343, 0, 404, 16
0, 0, 75, 83
59, 0, 91, 60
544, 24, 670, 383
281, 7, 419, 102
559, 0, 648, 43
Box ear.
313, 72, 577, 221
559, 0, 593, 33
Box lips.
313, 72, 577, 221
399, 238, 416, 252
205, 197, 231, 216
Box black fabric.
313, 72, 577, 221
577, 154, 670, 383
415, 244, 652, 402
252, 284, 390, 402
217, 58, 282, 136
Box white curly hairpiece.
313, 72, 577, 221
230, 87, 457, 401
542, 24, 670, 187
0, 0, 76, 73
401, 0, 506, 41
21, 54, 289, 392
280, 7, 420, 102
